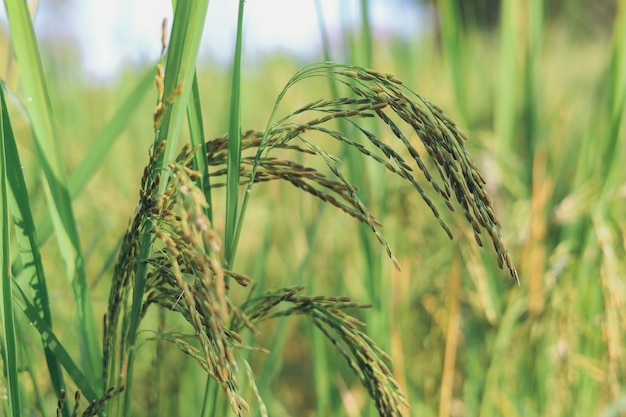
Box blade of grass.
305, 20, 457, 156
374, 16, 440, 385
519, 0, 546, 317
2, 68, 152, 417
521, 0, 543, 181
495, 0, 521, 169
2, 81, 69, 416
188, 73, 213, 223
359, 0, 373, 68
203, 3, 248, 414
318, 4, 391, 411
232, 66, 320, 260
68, 68, 155, 198
202, 1, 247, 415
224, 0, 246, 268
341, 9, 396, 415
352, 3, 391, 376
0, 72, 20, 417
155, 2, 208, 157
4, 0, 102, 386
9, 68, 154, 279
11, 282, 99, 402
437, 0, 468, 123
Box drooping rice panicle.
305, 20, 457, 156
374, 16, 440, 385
206, 63, 518, 282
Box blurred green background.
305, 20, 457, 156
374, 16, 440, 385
2, 0, 626, 416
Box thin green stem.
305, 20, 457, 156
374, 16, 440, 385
224, 0, 246, 269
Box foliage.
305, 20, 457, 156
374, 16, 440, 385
0, 1, 518, 416
2, 0, 625, 417
100, 60, 515, 416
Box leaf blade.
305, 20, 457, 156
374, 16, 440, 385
4, 0, 102, 387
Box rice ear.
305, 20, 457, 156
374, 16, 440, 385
207, 63, 518, 283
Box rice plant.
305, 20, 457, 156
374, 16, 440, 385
0, 2, 521, 417
97, 58, 517, 416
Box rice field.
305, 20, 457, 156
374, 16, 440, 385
1, 1, 625, 416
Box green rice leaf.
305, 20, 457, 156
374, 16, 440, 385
0, 71, 20, 417
225, 0, 246, 267
495, 0, 520, 160
437, 0, 468, 122
155, 1, 208, 158
188, 73, 213, 222
1, 82, 69, 416
12, 283, 99, 403
3, 0, 102, 387
7, 69, 153, 285
68, 68, 155, 198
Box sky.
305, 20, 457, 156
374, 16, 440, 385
2, 0, 426, 81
